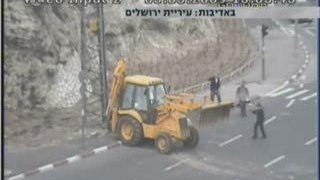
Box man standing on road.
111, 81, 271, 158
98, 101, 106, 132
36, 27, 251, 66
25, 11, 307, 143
236, 80, 250, 117
252, 102, 267, 139
209, 74, 221, 103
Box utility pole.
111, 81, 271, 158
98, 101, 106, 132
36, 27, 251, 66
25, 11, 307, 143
80, 3, 88, 150
97, 4, 109, 131
261, 24, 268, 81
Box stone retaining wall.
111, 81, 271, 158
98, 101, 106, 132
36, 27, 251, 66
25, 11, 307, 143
4, 1, 257, 110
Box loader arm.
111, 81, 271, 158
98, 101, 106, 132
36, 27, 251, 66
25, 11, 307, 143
162, 93, 234, 128
164, 95, 202, 113
106, 60, 127, 132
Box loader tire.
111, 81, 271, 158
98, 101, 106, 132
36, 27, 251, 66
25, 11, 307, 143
118, 117, 143, 146
155, 133, 173, 154
183, 126, 199, 148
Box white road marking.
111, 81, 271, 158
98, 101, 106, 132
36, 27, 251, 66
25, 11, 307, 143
305, 50, 309, 54
286, 89, 309, 99
305, 137, 317, 145
305, 59, 309, 63
171, 154, 241, 176
299, 83, 304, 88
291, 75, 297, 79
286, 99, 295, 108
219, 134, 242, 147
264, 116, 277, 125
279, 26, 294, 36
300, 93, 317, 101
302, 64, 307, 68
67, 155, 81, 163
165, 159, 189, 171
268, 88, 294, 97
298, 69, 303, 74
289, 30, 295, 35
8, 174, 25, 180
265, 81, 289, 96
93, 146, 108, 154
264, 155, 286, 168
305, 29, 315, 36
306, 54, 310, 59
38, 164, 54, 172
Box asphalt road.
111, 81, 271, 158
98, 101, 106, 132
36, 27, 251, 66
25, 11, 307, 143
23, 82, 317, 180
20, 20, 318, 180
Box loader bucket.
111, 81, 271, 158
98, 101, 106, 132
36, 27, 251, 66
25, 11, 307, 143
186, 102, 234, 128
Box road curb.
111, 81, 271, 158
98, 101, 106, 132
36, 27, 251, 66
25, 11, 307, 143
266, 20, 311, 96
287, 36, 310, 85
6, 141, 122, 180
177, 21, 311, 98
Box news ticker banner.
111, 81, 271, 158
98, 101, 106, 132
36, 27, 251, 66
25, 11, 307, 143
121, 7, 320, 18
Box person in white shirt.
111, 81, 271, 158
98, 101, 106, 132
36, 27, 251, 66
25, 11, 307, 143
236, 80, 249, 117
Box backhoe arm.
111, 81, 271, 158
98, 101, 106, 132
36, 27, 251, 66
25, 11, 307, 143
106, 60, 126, 132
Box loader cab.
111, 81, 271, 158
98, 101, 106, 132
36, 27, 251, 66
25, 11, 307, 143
120, 75, 166, 124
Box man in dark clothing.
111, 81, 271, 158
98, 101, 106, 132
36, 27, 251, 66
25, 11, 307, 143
209, 75, 221, 103
236, 81, 250, 117
252, 102, 266, 139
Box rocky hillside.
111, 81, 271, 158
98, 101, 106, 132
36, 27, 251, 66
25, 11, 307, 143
4, 0, 257, 147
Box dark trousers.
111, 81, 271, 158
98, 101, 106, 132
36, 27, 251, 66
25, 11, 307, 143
253, 121, 266, 138
239, 100, 247, 117
210, 89, 221, 103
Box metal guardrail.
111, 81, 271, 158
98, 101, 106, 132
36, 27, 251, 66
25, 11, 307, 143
172, 20, 260, 95
172, 53, 258, 95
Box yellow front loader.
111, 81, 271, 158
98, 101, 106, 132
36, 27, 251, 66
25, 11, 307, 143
106, 60, 233, 154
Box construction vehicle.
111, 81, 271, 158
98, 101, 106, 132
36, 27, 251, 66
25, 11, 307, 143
106, 60, 233, 154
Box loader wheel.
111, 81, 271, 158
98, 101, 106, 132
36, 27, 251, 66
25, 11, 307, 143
155, 133, 173, 154
183, 126, 199, 148
118, 117, 143, 146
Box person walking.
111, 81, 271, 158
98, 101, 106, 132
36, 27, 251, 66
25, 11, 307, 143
209, 74, 221, 103
236, 80, 249, 117
252, 102, 267, 139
